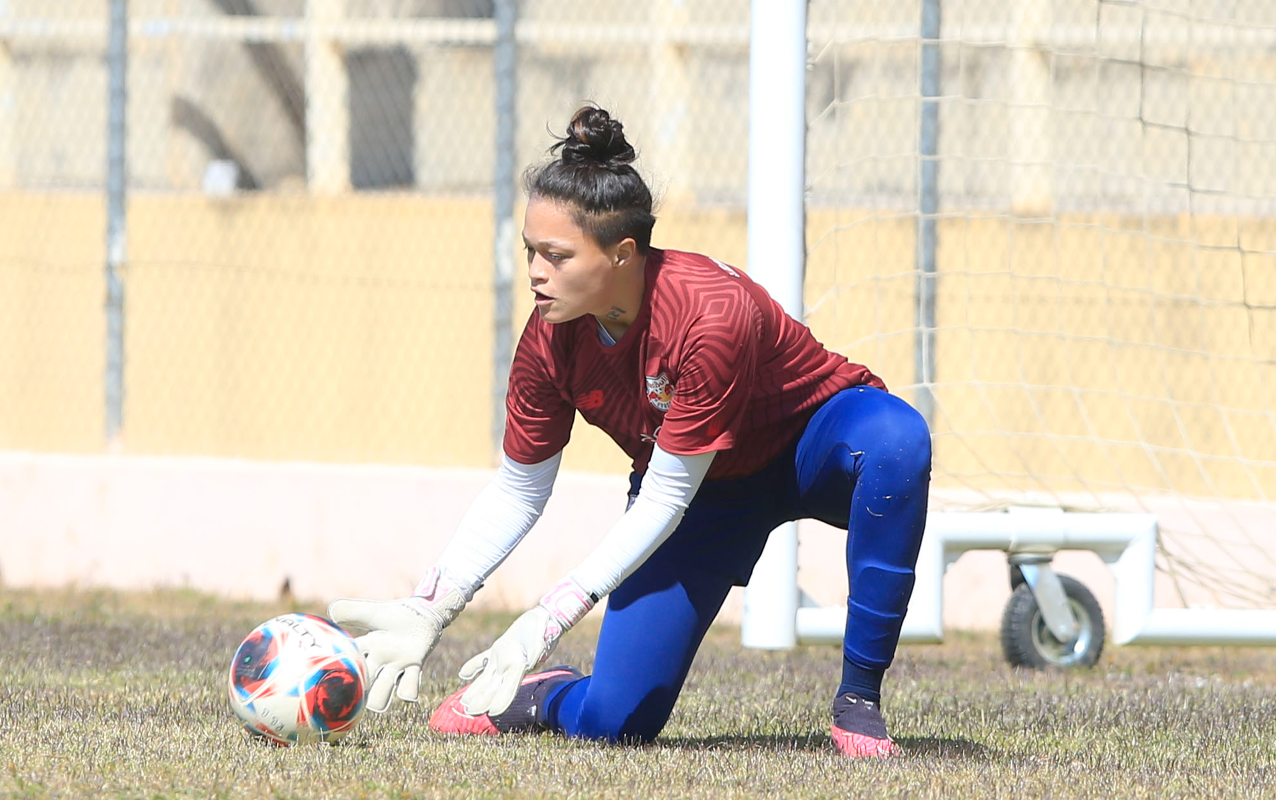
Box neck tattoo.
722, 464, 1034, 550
604, 306, 626, 320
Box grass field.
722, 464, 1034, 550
1, 588, 1273, 799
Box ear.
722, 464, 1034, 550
613, 237, 637, 267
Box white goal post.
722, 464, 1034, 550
740, 0, 1276, 651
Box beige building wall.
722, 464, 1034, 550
10, 2, 1276, 212
3, 2, 1274, 610
3, 192, 1272, 505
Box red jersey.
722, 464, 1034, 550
503, 248, 885, 481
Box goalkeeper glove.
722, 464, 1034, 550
328, 566, 469, 713
458, 577, 594, 716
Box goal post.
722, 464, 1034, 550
742, 0, 1276, 652
739, 0, 807, 650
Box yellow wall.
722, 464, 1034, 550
0, 194, 106, 451
2, 192, 1273, 500
803, 212, 1276, 500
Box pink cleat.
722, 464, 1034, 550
428, 666, 583, 736
830, 693, 899, 758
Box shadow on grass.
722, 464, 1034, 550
895, 736, 993, 760
659, 732, 834, 752
659, 733, 991, 760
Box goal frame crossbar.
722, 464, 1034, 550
743, 506, 1276, 650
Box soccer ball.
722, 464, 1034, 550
227, 613, 368, 745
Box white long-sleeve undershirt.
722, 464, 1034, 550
433, 446, 715, 603
565, 446, 713, 598
433, 452, 562, 597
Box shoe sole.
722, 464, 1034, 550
831, 725, 899, 758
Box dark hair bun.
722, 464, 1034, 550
557, 106, 636, 169
525, 105, 656, 252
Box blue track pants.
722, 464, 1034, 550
544, 385, 931, 742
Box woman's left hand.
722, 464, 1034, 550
458, 605, 563, 716
459, 577, 594, 716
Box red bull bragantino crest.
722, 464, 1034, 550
645, 373, 674, 412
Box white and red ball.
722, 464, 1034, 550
227, 613, 368, 745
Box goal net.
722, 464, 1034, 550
804, 0, 1276, 611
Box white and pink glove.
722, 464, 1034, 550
458, 577, 595, 716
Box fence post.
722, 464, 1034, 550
914, 0, 940, 430
492, 0, 517, 462
106, 0, 128, 448
0, 1, 14, 190
305, 0, 350, 193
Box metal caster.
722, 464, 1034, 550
1000, 556, 1106, 669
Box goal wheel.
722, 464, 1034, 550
999, 574, 1106, 669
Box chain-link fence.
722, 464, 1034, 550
801, 0, 1276, 609
4, 1, 487, 463
0, 0, 752, 474
2, 1, 1275, 604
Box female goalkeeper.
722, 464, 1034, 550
329, 105, 931, 758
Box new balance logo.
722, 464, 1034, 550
577, 389, 605, 410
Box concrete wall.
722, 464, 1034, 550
2, 1, 1274, 622
8, 1, 1276, 212
6, 452, 1271, 632
2, 192, 1272, 503
0, 450, 1122, 632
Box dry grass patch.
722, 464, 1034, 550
1, 588, 1273, 799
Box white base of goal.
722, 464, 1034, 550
741, 507, 1276, 650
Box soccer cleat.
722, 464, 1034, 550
428, 666, 583, 736
830, 693, 899, 758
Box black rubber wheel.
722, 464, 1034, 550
1000, 574, 1105, 669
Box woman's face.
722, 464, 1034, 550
522, 197, 624, 324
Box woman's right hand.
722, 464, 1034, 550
328, 567, 468, 712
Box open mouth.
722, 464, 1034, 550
533, 290, 553, 305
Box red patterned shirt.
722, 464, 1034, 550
503, 248, 885, 481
